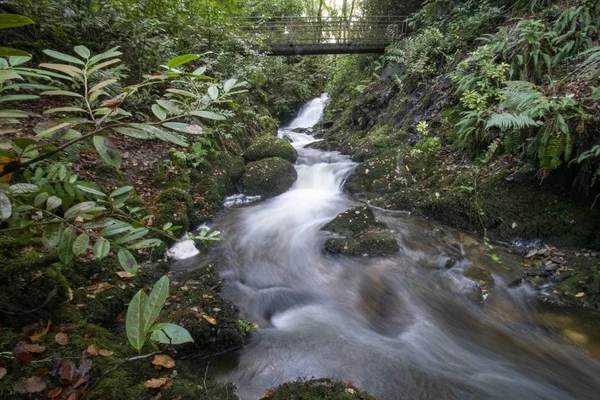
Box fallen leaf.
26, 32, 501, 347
87, 344, 99, 356
345, 388, 356, 395
77, 359, 92, 378
98, 349, 114, 357
55, 332, 69, 345
152, 354, 175, 369
575, 292, 586, 298
201, 314, 217, 325
24, 344, 46, 353
59, 359, 77, 383
47, 387, 63, 398
0, 367, 6, 379
13, 341, 32, 365
144, 376, 169, 389
116, 271, 135, 279
13, 376, 46, 394
28, 320, 51, 342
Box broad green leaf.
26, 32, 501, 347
43, 49, 85, 65
76, 184, 107, 197
112, 126, 152, 140
61, 129, 82, 140
58, 226, 77, 264
83, 218, 115, 229
88, 58, 121, 75
72, 233, 90, 256
149, 323, 194, 345
156, 100, 180, 114
88, 47, 122, 66
93, 237, 110, 259
162, 122, 203, 135
0, 47, 30, 57
208, 86, 219, 100
100, 221, 132, 237
154, 130, 188, 147
34, 192, 49, 207
93, 136, 122, 168
110, 186, 133, 198
89, 78, 117, 94
118, 248, 139, 275
127, 238, 162, 249
115, 228, 149, 244
166, 88, 196, 98
38, 63, 83, 77
42, 223, 63, 248
223, 78, 237, 93
14, 138, 35, 150
162, 222, 172, 230
0, 14, 35, 29
190, 110, 226, 121
0, 110, 28, 118
44, 107, 87, 114
166, 54, 199, 69
10, 183, 39, 194
74, 45, 91, 59
126, 290, 148, 350
0, 70, 23, 82
64, 201, 96, 219
151, 104, 167, 121
143, 275, 169, 331
0, 94, 39, 103
40, 90, 83, 98
36, 122, 73, 137
46, 195, 62, 211
0, 192, 11, 220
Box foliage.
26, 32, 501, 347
126, 275, 193, 350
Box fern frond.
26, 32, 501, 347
486, 113, 538, 131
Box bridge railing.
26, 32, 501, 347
238, 16, 408, 47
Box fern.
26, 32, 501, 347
485, 112, 538, 131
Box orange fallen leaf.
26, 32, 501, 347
116, 271, 135, 279
575, 292, 586, 298
24, 344, 46, 354
13, 376, 46, 394
201, 314, 217, 325
144, 376, 169, 389
98, 349, 113, 357
55, 332, 69, 345
28, 321, 51, 342
345, 388, 356, 395
86, 344, 99, 356
152, 354, 175, 369
0, 367, 6, 379
47, 387, 63, 398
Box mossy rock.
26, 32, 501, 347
243, 136, 298, 164
556, 256, 600, 308
265, 379, 376, 399
213, 152, 246, 183
158, 265, 247, 357
243, 157, 298, 198
345, 152, 403, 194
321, 207, 398, 258
155, 188, 195, 233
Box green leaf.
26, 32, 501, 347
100, 221, 132, 237
0, 14, 35, 29
118, 248, 139, 275
42, 223, 63, 248
10, 183, 39, 194
74, 45, 90, 59
44, 107, 87, 114
127, 239, 162, 250
166, 54, 199, 69
151, 104, 167, 121
0, 47, 30, 57
0, 94, 39, 103
40, 90, 83, 98
0, 110, 28, 118
72, 233, 90, 256
208, 86, 219, 100
115, 228, 149, 245
89, 78, 117, 94
162, 122, 203, 135
0, 192, 11, 220
88, 58, 121, 75
166, 88, 196, 98
58, 227, 77, 264
112, 127, 152, 140
223, 78, 237, 93
83, 218, 115, 229
154, 130, 188, 147
64, 201, 97, 219
34, 192, 49, 207
93, 136, 122, 168
46, 195, 62, 211
76, 184, 107, 197
110, 186, 133, 198
156, 100, 180, 114
88, 47, 122, 66
38, 63, 83, 78
143, 275, 169, 331
43, 49, 85, 66
190, 110, 226, 121
93, 237, 110, 259
149, 323, 194, 345
126, 290, 148, 350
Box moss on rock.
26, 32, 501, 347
155, 188, 195, 233
243, 157, 298, 198
243, 135, 298, 164
265, 379, 376, 399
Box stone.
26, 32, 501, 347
524, 249, 538, 259
243, 135, 298, 164
243, 157, 297, 199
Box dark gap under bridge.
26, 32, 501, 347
238, 16, 409, 56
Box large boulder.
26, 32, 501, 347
243, 157, 297, 198
243, 135, 298, 164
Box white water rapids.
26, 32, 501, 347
186, 95, 600, 399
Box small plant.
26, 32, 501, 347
416, 120, 429, 136
126, 275, 193, 351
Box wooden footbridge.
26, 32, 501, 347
239, 16, 409, 55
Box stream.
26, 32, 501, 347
179, 95, 600, 399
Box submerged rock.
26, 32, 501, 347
243, 157, 298, 198
265, 379, 376, 400
243, 135, 298, 164
322, 206, 399, 257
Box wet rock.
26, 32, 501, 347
322, 206, 382, 235
463, 264, 495, 288
243, 135, 298, 164
321, 120, 334, 129
525, 249, 538, 259
267, 378, 376, 400
544, 263, 560, 272
243, 157, 298, 199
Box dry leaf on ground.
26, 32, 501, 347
0, 367, 6, 379
55, 332, 69, 345
98, 349, 114, 357
152, 354, 175, 369
24, 344, 46, 353
144, 376, 170, 389
28, 321, 51, 341
13, 376, 47, 394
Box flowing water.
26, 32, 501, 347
185, 95, 600, 399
